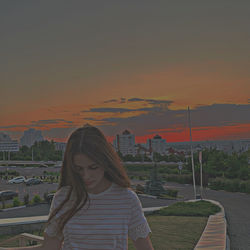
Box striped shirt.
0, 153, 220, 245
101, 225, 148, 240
44, 182, 152, 250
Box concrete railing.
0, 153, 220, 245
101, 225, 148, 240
0, 233, 44, 248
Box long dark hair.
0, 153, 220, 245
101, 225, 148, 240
46, 124, 131, 235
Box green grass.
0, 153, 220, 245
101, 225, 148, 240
154, 200, 221, 217
128, 215, 207, 250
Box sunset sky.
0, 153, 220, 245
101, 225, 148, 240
1, 1, 250, 143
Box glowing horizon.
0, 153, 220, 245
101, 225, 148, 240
1, 2, 249, 143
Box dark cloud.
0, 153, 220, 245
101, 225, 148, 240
84, 117, 103, 121
191, 104, 250, 127
3, 103, 249, 142
0, 124, 29, 129
145, 99, 173, 105
102, 97, 173, 106
81, 106, 166, 114
120, 98, 126, 103
82, 96, 175, 114
0, 120, 74, 132
103, 99, 118, 103
128, 98, 145, 102
30, 119, 73, 125
103, 98, 127, 104
127, 97, 173, 106
82, 108, 135, 113
96, 103, 250, 136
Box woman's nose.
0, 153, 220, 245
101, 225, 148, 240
81, 169, 91, 178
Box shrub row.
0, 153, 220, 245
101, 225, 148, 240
209, 178, 250, 193
163, 174, 193, 184
155, 200, 221, 217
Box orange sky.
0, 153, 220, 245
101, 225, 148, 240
1, 2, 250, 142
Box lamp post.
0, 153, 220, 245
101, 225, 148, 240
188, 106, 197, 199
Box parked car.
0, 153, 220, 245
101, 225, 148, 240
47, 193, 54, 204
25, 178, 43, 186
0, 190, 18, 200
8, 176, 26, 184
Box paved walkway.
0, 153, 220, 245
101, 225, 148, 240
195, 200, 227, 250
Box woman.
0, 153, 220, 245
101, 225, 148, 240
3, 125, 154, 250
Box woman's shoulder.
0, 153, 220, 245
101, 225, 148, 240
113, 184, 138, 200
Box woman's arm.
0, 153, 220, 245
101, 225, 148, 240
132, 235, 154, 250
0, 233, 62, 250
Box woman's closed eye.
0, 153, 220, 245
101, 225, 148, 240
75, 165, 98, 172
89, 165, 98, 170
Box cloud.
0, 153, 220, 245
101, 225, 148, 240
96, 103, 250, 137
103, 97, 127, 104
82, 107, 159, 114
30, 119, 73, 126
0, 124, 29, 129
127, 98, 145, 102
120, 98, 126, 103
81, 108, 134, 113
79, 98, 250, 138
103, 99, 119, 104
127, 97, 173, 106
82, 97, 174, 115
0, 119, 74, 132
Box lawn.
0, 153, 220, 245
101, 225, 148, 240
128, 215, 207, 250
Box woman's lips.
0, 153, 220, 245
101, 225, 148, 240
85, 181, 94, 186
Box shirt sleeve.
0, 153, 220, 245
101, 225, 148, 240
44, 186, 71, 241
128, 190, 152, 241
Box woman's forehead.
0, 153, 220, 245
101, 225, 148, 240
73, 153, 95, 166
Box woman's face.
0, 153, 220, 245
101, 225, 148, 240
73, 153, 111, 194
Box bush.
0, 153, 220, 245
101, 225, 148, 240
163, 174, 193, 184
209, 178, 250, 194
23, 194, 29, 205
43, 192, 49, 202
32, 195, 41, 204
13, 197, 20, 207
209, 178, 224, 190
136, 184, 145, 193
155, 200, 221, 217
165, 189, 178, 198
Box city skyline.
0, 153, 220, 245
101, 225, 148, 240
1, 1, 250, 143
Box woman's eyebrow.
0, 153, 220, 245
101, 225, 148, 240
75, 163, 97, 168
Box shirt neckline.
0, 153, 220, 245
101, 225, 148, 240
87, 182, 114, 197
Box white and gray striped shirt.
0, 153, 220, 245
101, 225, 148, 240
45, 182, 152, 250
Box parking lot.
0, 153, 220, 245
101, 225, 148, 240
0, 166, 60, 205
0, 165, 146, 206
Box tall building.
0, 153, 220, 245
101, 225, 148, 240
146, 134, 167, 155
55, 142, 67, 151
0, 133, 19, 152
113, 130, 136, 156
0, 133, 11, 141
20, 128, 44, 147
